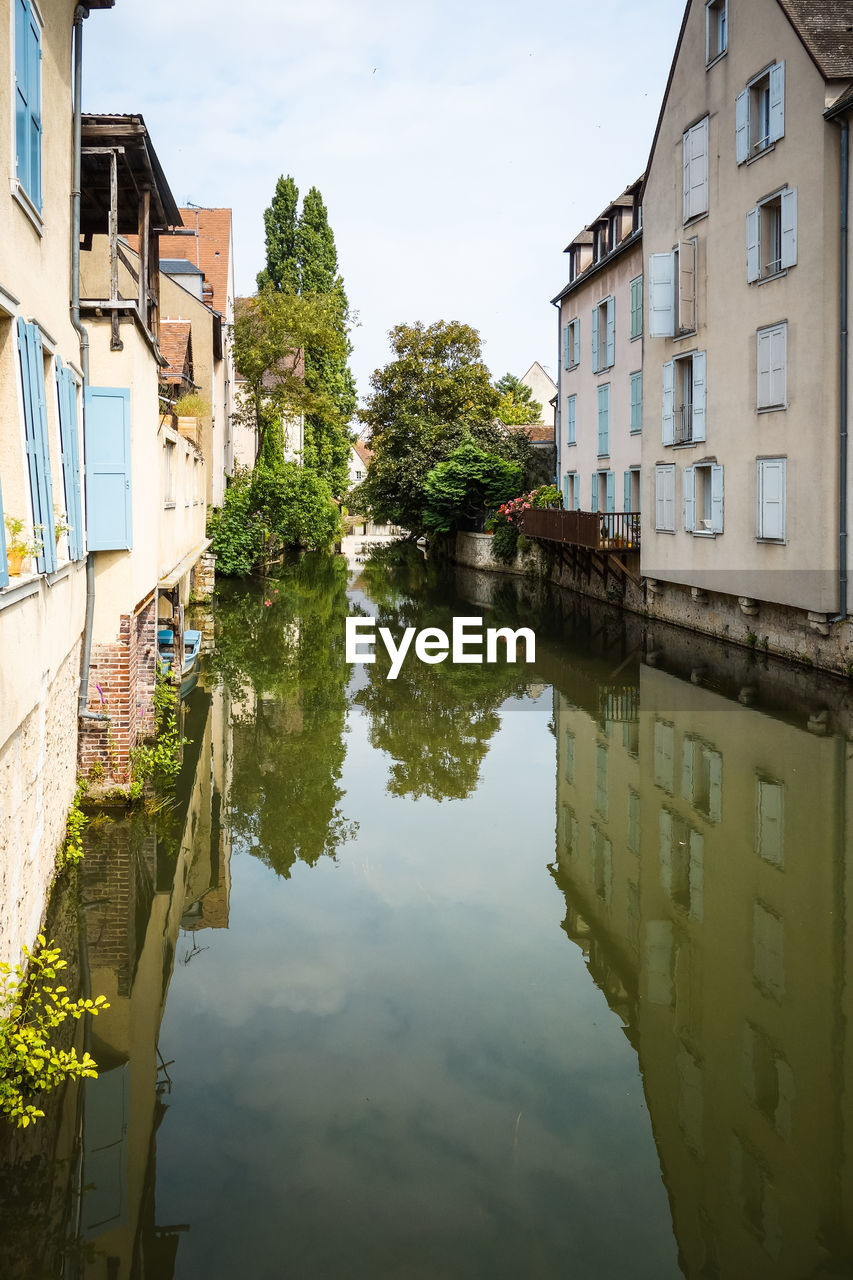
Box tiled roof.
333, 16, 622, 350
777, 0, 853, 78
504, 423, 555, 443
353, 438, 373, 465
157, 207, 233, 315
159, 320, 192, 384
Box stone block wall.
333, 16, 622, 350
78, 594, 157, 783
192, 552, 216, 602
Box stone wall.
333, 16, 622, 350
192, 551, 216, 602
449, 532, 853, 679
78, 594, 157, 784
0, 642, 81, 969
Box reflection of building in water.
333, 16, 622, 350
553, 657, 853, 1278
78, 681, 232, 1277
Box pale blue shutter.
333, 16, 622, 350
736, 89, 749, 163
711, 464, 724, 533
630, 371, 642, 433
563, 324, 570, 369
624, 470, 632, 512
769, 62, 785, 142
591, 474, 598, 512
17, 318, 56, 572
692, 352, 706, 441
605, 471, 615, 513
566, 394, 576, 445
561, 474, 570, 508
662, 361, 675, 444
573, 320, 580, 367
85, 386, 132, 551
597, 384, 610, 455
605, 296, 615, 368
648, 253, 675, 337
15, 0, 41, 210
683, 466, 695, 531
746, 207, 760, 282
592, 306, 600, 374
780, 188, 797, 268
0, 478, 7, 588
630, 277, 642, 338
758, 458, 786, 539
56, 361, 84, 560
574, 479, 580, 511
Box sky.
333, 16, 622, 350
82, 0, 686, 403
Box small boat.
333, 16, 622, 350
157, 627, 202, 697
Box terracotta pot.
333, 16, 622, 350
7, 548, 25, 576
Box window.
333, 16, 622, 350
753, 901, 785, 1000
663, 351, 706, 444
682, 738, 723, 818
17, 318, 57, 572
563, 317, 580, 369
736, 63, 785, 163
757, 323, 787, 409
15, 0, 42, 211
683, 117, 709, 222
562, 471, 580, 511
630, 371, 642, 433
55, 359, 84, 560
566, 393, 576, 445
592, 469, 615, 514
747, 189, 797, 281
623, 467, 641, 513
593, 222, 608, 262
648, 241, 696, 337
559, 803, 579, 856
706, 0, 727, 63
592, 296, 615, 373
164, 439, 176, 507
597, 383, 610, 456
755, 777, 784, 867
655, 465, 675, 531
684, 463, 723, 534
567, 247, 580, 283
630, 276, 643, 339
660, 810, 704, 921
756, 457, 786, 541
608, 209, 621, 250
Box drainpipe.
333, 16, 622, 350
71, 6, 106, 721
833, 115, 849, 623
552, 297, 562, 497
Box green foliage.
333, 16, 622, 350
256, 174, 300, 294
0, 936, 108, 1128
491, 521, 520, 563
207, 467, 265, 576
171, 393, 210, 418
422, 442, 522, 533
58, 782, 88, 870
495, 374, 543, 426
128, 664, 188, 801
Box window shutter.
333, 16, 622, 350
758, 458, 786, 540
665, 467, 675, 530
746, 207, 760, 282
655, 468, 665, 529
561, 474, 570, 508
659, 809, 673, 893
648, 252, 676, 337
15, 0, 41, 210
683, 465, 696, 531
605, 296, 615, 368
683, 118, 709, 221
769, 61, 785, 142
681, 740, 694, 800
606, 470, 615, 513
678, 240, 696, 332
662, 360, 675, 444
17, 318, 56, 572
757, 328, 772, 407
597, 383, 610, 455
85, 386, 132, 551
56, 361, 84, 561
692, 352, 706, 441
574, 481, 580, 511
630, 371, 642, 433
711, 464, 724, 533
708, 752, 722, 821
592, 305, 600, 374
780, 187, 797, 268
0, 477, 7, 588
566, 394, 576, 445
573, 319, 580, 367
591, 474, 599, 513
736, 88, 749, 164
630, 276, 643, 338
770, 325, 786, 407
563, 324, 570, 369
688, 832, 704, 921
624, 470, 632, 512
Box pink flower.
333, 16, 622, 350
264, 599, 272, 607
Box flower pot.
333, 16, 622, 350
7, 548, 25, 577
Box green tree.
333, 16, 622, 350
208, 464, 341, 576
256, 175, 300, 294
422, 442, 522, 533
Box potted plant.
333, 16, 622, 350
4, 515, 43, 577
53, 506, 72, 550
171, 393, 210, 447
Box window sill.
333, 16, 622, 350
630, 428, 643, 436
706, 50, 727, 71
754, 268, 788, 286
630, 333, 642, 342
672, 330, 698, 344
746, 143, 776, 166
164, 501, 176, 510
10, 181, 44, 236
655, 528, 676, 535
757, 403, 787, 414
690, 530, 717, 538
0, 573, 40, 610
565, 440, 577, 447
682, 211, 708, 230
756, 536, 786, 545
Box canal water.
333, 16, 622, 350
2, 547, 853, 1279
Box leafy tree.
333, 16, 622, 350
495, 372, 543, 424
208, 463, 340, 575
256, 175, 300, 294
422, 442, 522, 533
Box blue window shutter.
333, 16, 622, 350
711, 464, 724, 533
630, 371, 642, 433
56, 360, 84, 560
597, 384, 610, 455
736, 89, 749, 163
606, 471, 615, 513
574, 478, 580, 511
573, 320, 580, 367
769, 62, 785, 142
692, 352, 707, 441
85, 386, 132, 551
662, 361, 675, 445
0, 476, 8, 588
561, 474, 570, 508
591, 474, 598, 513
17, 318, 56, 572
746, 207, 760, 282
683, 466, 696, 531
630, 277, 643, 338
624, 470, 632, 512
605, 296, 615, 368
591, 306, 600, 374
566, 394, 576, 445
15, 0, 41, 209
563, 324, 570, 369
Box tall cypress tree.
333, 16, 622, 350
256, 175, 300, 294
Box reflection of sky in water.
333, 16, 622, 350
155, 677, 680, 1279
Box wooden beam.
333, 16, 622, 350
138, 187, 150, 322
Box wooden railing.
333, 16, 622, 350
521, 508, 641, 550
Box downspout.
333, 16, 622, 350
71, 6, 106, 721
552, 297, 562, 498
833, 115, 849, 622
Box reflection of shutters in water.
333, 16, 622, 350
83, 1063, 129, 1235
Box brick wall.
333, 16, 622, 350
78, 595, 157, 783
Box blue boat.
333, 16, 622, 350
157, 627, 202, 697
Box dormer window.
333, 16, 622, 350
594, 224, 608, 263
568, 247, 579, 282
608, 210, 621, 249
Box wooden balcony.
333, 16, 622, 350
520, 508, 640, 551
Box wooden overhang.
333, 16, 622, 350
80, 114, 182, 234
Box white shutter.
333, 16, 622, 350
656, 467, 666, 529
736, 88, 749, 164
605, 296, 615, 368
683, 128, 691, 223
711, 464, 724, 533
649, 252, 676, 337
573, 319, 580, 366
769, 62, 785, 142
683, 118, 709, 222
624, 469, 632, 512
746, 207, 760, 282
757, 328, 772, 407
662, 360, 675, 444
566, 394, 576, 444
780, 187, 797, 268
563, 324, 570, 368
681, 739, 694, 799
665, 466, 675, 530
758, 458, 786, 540
708, 751, 722, 821
692, 351, 706, 441
659, 809, 673, 894
683, 465, 696, 532
770, 325, 787, 407
678, 240, 696, 332
592, 305, 600, 374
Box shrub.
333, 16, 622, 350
209, 463, 341, 576
422, 442, 522, 533
491, 521, 520, 564
172, 393, 210, 418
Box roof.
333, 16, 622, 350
564, 177, 643, 252
504, 423, 555, 444
353, 438, 373, 466
159, 320, 192, 384
161, 259, 203, 276
157, 208, 233, 315
776, 0, 853, 78
81, 115, 182, 232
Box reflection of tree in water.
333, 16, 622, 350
212, 554, 357, 878
355, 546, 530, 801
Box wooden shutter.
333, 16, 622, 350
56, 361, 84, 560
780, 187, 797, 268
605, 296, 615, 368
746, 207, 760, 282
691, 352, 706, 441
758, 458, 786, 539
597, 383, 610, 455
605, 470, 615, 513
769, 62, 785, 142
662, 360, 675, 444
648, 252, 675, 337
572, 320, 580, 367
711, 464, 724, 533
592, 305, 600, 374
624, 470, 632, 512
17, 318, 56, 572
683, 466, 696, 531
683, 118, 709, 222
630, 371, 642, 433
630, 276, 643, 338
736, 89, 749, 164
678, 240, 696, 332
85, 386, 132, 551
566, 394, 576, 445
